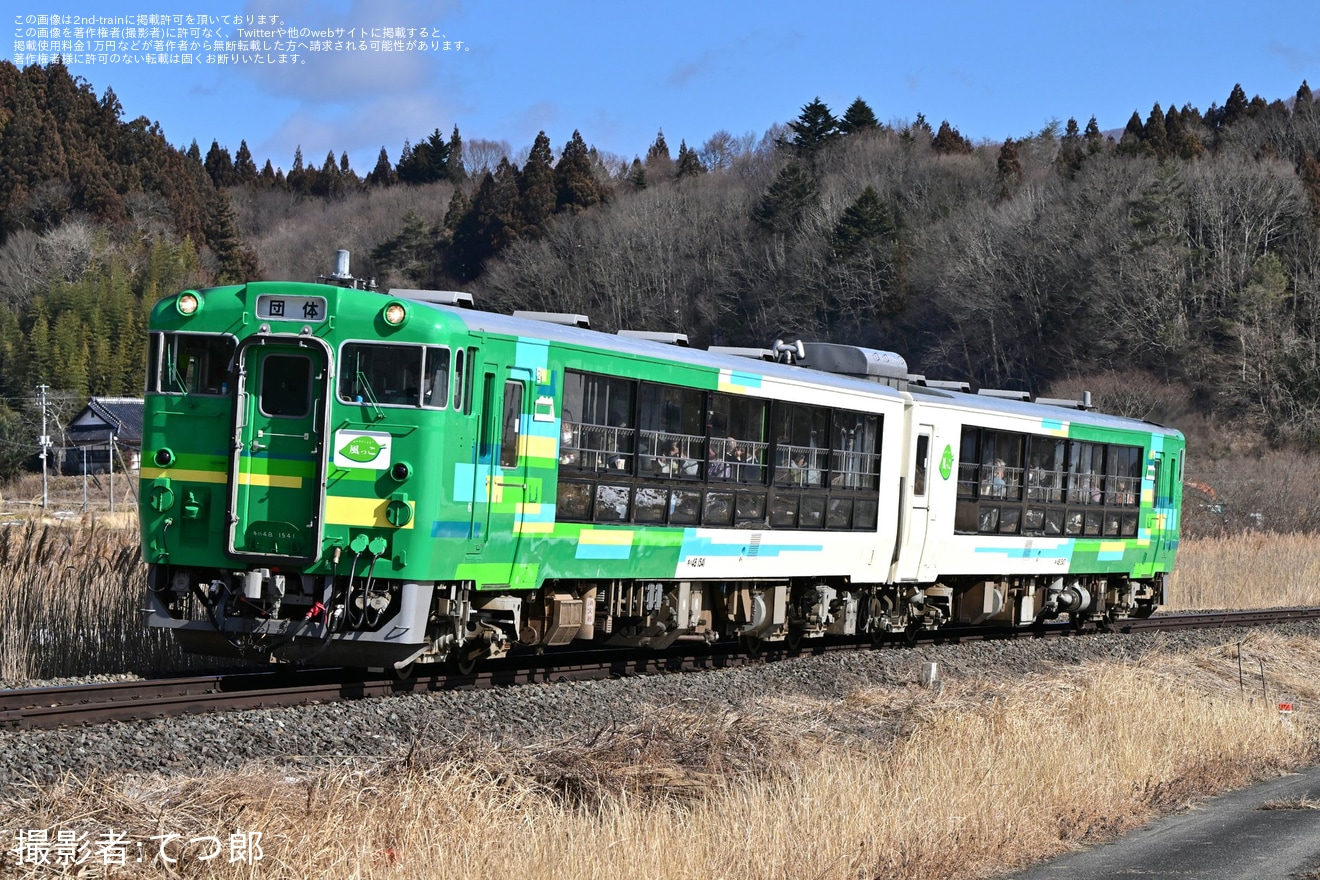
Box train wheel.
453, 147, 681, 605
453, 651, 480, 676
786, 625, 802, 651
739, 633, 763, 657
903, 623, 921, 647
392, 662, 416, 681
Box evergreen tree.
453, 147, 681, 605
1300, 152, 1320, 225
839, 97, 879, 134
397, 128, 453, 184
785, 97, 839, 156
1223, 83, 1249, 127
186, 139, 203, 164
626, 157, 647, 191
366, 147, 395, 187
830, 185, 895, 258
753, 160, 817, 232
312, 150, 343, 198
1117, 111, 1147, 156
996, 138, 1022, 197
554, 130, 607, 212
203, 140, 236, 188
286, 145, 307, 193
930, 120, 973, 155
1084, 115, 1105, 153
203, 191, 258, 282
258, 159, 279, 188
1056, 117, 1085, 176
448, 125, 466, 182
1143, 103, 1169, 158
675, 140, 706, 178
518, 131, 556, 237
233, 140, 259, 186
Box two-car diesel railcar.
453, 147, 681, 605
140, 265, 1182, 670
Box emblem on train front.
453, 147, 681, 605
333, 430, 392, 469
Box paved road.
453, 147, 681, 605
1010, 767, 1320, 880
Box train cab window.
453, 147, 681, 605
454, 348, 466, 411
423, 347, 450, 408
152, 332, 235, 395
259, 354, 311, 418
339, 343, 425, 406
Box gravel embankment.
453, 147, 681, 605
1, 621, 1312, 797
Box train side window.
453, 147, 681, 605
500, 381, 523, 468
1066, 441, 1105, 505
913, 434, 930, 497
422, 347, 450, 409
1026, 437, 1066, 503
1105, 444, 1141, 506
564, 370, 636, 474
772, 402, 829, 489
710, 393, 767, 485
979, 430, 1023, 500
155, 332, 235, 395
638, 382, 705, 479
478, 374, 495, 460
956, 427, 979, 499
454, 348, 466, 411
831, 411, 881, 490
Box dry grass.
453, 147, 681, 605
6, 635, 1318, 880
0, 520, 180, 681
1169, 533, 1320, 610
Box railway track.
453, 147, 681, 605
4, 607, 1318, 730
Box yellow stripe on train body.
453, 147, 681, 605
324, 496, 416, 529
139, 466, 226, 484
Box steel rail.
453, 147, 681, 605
3, 607, 1319, 729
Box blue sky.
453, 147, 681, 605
9, 0, 1319, 175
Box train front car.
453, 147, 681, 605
141, 281, 472, 669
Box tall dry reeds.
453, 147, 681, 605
0, 520, 182, 681
1169, 533, 1320, 610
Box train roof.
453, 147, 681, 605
412, 299, 1178, 438
427, 300, 910, 403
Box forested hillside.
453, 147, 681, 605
3, 58, 1320, 530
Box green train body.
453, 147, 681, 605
141, 270, 1183, 669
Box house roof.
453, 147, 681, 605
66, 397, 144, 447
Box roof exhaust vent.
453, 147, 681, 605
977, 388, 1031, 401
513, 310, 590, 329
618, 330, 689, 346
925, 379, 972, 392
390, 289, 475, 309
708, 346, 775, 361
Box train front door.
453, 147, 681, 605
227, 338, 330, 562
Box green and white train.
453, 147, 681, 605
141, 255, 1183, 670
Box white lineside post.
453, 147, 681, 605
109, 431, 115, 514
38, 384, 49, 509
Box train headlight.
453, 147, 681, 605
390, 461, 411, 482
154, 448, 175, 468
175, 291, 202, 317
383, 302, 408, 326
